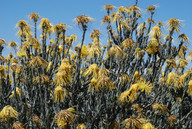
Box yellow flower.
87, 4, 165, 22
87, 43, 101, 58
178, 45, 188, 58
166, 59, 176, 69
177, 58, 188, 69
94, 77, 115, 92
29, 12, 40, 22
76, 123, 86, 129
9, 87, 21, 99
30, 56, 48, 68
106, 45, 124, 59
167, 18, 183, 33
39, 18, 52, 31
152, 103, 169, 115
88, 78, 98, 93
121, 38, 135, 50
16, 20, 31, 38
118, 6, 128, 14
13, 121, 24, 129
9, 41, 17, 48
0, 65, 6, 78
157, 21, 163, 27
28, 37, 41, 49
127, 5, 141, 13
54, 86, 68, 102
54, 70, 72, 86
146, 38, 159, 55
75, 45, 89, 58
187, 80, 192, 95
54, 107, 77, 128
99, 68, 110, 77
119, 73, 130, 86
149, 26, 162, 39
147, 18, 155, 24
0, 105, 19, 121
74, 15, 94, 29
121, 117, 149, 129
108, 121, 119, 129
168, 115, 177, 127
90, 29, 101, 39
142, 123, 157, 129
118, 84, 139, 103
83, 64, 100, 78
178, 34, 189, 43
138, 80, 153, 94
104, 4, 115, 11
137, 23, 146, 35
102, 15, 111, 24
0, 39, 5, 46
111, 13, 123, 24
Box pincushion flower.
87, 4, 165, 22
0, 105, 19, 121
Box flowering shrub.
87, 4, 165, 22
0, 1, 192, 129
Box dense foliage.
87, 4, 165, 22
0, 1, 192, 129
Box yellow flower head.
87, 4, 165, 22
102, 15, 111, 24
121, 117, 149, 129
137, 23, 146, 35
168, 115, 177, 127
118, 84, 139, 103
146, 5, 156, 14
119, 73, 130, 86
127, 5, 141, 13
54, 107, 77, 128
166, 59, 176, 69
54, 86, 68, 102
83, 64, 100, 78
178, 34, 189, 43
90, 29, 101, 39
74, 15, 94, 29
142, 123, 157, 129
99, 68, 110, 77
177, 58, 188, 69
178, 45, 188, 58
0, 105, 19, 121
167, 72, 183, 89
118, 6, 128, 14
104, 4, 115, 11
94, 76, 115, 92
121, 38, 135, 50
138, 80, 153, 94
29, 12, 40, 22
146, 38, 159, 55
55, 70, 72, 86
167, 18, 183, 33
30, 56, 48, 68
13, 121, 24, 129
187, 80, 192, 95
157, 21, 163, 27
0, 65, 6, 78
0, 39, 5, 46
9, 41, 17, 48
39, 18, 52, 31
87, 42, 101, 58
107, 45, 124, 59
9, 87, 21, 99
149, 26, 162, 39
76, 123, 86, 129
152, 103, 169, 115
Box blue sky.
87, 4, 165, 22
1, 0, 192, 55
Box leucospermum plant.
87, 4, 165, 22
0, 0, 192, 128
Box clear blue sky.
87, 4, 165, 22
0, 0, 192, 55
